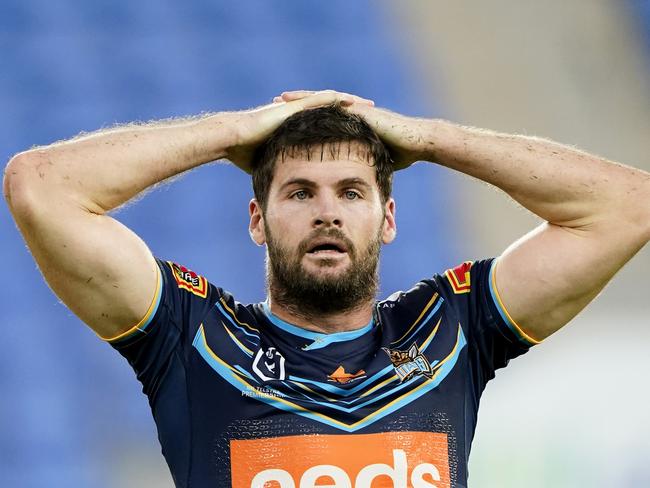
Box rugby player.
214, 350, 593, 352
4, 89, 650, 487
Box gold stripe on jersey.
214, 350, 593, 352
391, 292, 439, 345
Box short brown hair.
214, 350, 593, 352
251, 104, 394, 210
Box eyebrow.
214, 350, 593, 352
337, 177, 372, 191
279, 178, 317, 192
279, 177, 373, 192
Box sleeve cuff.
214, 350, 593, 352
487, 258, 541, 347
101, 261, 164, 344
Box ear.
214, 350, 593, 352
249, 199, 266, 246
382, 198, 397, 244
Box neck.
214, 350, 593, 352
266, 295, 375, 334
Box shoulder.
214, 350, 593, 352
376, 278, 443, 344
431, 259, 499, 306
376, 259, 497, 338
157, 258, 260, 329
156, 258, 232, 301
160, 259, 213, 299
154, 258, 233, 331
378, 259, 494, 308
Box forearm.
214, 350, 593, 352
420, 120, 650, 229
5, 112, 236, 214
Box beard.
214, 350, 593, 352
265, 224, 382, 319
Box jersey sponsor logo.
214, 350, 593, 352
444, 261, 473, 294
168, 261, 208, 298
327, 366, 367, 384
230, 431, 450, 487
382, 343, 433, 382
253, 347, 286, 381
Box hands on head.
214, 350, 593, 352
272, 90, 375, 107
227, 89, 423, 173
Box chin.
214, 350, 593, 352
303, 261, 350, 278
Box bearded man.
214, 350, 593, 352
4, 90, 650, 487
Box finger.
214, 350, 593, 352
293, 91, 356, 109
292, 91, 374, 106
281, 90, 374, 106
280, 90, 317, 101
338, 93, 375, 106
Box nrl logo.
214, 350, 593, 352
252, 347, 286, 382
382, 343, 433, 382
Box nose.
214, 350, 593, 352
312, 193, 342, 228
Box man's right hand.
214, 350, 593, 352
226, 90, 374, 173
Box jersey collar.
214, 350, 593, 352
261, 300, 375, 351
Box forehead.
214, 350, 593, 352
271, 142, 377, 188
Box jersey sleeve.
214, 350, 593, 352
436, 258, 541, 382
103, 257, 219, 402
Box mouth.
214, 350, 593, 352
305, 239, 349, 256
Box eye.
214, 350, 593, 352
344, 190, 360, 200
292, 190, 309, 200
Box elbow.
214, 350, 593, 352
6, 151, 102, 219
632, 182, 650, 243
615, 177, 650, 243
638, 177, 650, 242
643, 193, 650, 243
3, 151, 48, 215
4, 153, 29, 208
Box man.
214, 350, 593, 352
4, 89, 649, 487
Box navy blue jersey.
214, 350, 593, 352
108, 258, 538, 488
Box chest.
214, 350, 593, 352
189, 300, 468, 431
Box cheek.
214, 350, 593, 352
269, 213, 296, 233
267, 202, 307, 226
267, 200, 318, 232
266, 215, 304, 250
349, 210, 384, 244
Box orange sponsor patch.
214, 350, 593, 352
230, 431, 450, 487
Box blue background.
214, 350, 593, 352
2, 1, 649, 487
1, 2, 456, 486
